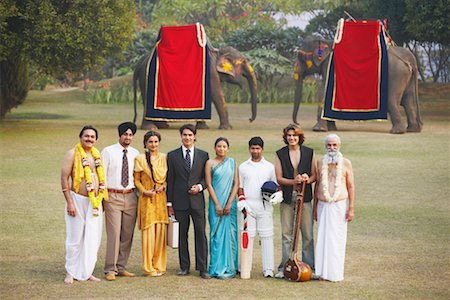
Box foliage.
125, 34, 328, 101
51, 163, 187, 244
0, 56, 28, 117
404, 0, 449, 45
0, 0, 136, 118
305, 5, 367, 40
124, 30, 159, 68
243, 48, 292, 87
224, 23, 304, 60
85, 84, 138, 104
30, 72, 56, 91
148, 0, 304, 43
222, 82, 295, 104
358, 0, 411, 45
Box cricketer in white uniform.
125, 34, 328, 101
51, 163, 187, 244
238, 136, 279, 278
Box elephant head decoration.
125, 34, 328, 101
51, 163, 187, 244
293, 36, 422, 134
133, 46, 258, 130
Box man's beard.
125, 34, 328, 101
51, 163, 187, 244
326, 150, 340, 164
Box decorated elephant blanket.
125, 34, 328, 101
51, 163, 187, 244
144, 23, 211, 121
323, 19, 388, 121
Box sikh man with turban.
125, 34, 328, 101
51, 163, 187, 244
101, 122, 140, 280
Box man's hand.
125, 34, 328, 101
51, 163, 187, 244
67, 202, 76, 217
346, 207, 354, 222
188, 185, 200, 195
269, 191, 284, 205
300, 173, 310, 183
167, 206, 174, 216
237, 193, 255, 217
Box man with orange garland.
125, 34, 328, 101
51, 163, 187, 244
61, 125, 106, 284
314, 133, 355, 282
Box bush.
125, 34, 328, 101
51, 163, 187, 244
85, 85, 139, 104
224, 23, 304, 60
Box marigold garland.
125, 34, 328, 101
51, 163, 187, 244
321, 152, 344, 202
76, 143, 108, 216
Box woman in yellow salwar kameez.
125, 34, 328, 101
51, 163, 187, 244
134, 131, 168, 276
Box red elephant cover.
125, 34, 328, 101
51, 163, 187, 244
323, 19, 388, 121
144, 23, 212, 121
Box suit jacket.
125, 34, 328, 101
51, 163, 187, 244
167, 146, 209, 211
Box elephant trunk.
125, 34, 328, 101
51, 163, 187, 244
246, 63, 258, 122
293, 69, 303, 125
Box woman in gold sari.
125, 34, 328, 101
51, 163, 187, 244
134, 131, 168, 276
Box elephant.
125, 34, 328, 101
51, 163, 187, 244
133, 46, 258, 130
293, 36, 423, 134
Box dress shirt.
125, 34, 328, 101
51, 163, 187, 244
181, 145, 203, 192
182, 145, 194, 168
101, 143, 139, 190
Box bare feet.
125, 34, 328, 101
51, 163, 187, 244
64, 273, 74, 284
88, 275, 101, 282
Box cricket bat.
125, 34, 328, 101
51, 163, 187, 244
240, 208, 251, 279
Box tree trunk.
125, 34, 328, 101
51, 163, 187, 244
0, 56, 29, 118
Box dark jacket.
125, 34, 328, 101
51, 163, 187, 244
167, 146, 209, 210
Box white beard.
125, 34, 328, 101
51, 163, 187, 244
325, 150, 342, 164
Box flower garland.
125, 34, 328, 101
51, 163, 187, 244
321, 152, 344, 202
76, 143, 107, 216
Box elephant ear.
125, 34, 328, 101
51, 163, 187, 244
313, 41, 331, 67
217, 56, 243, 79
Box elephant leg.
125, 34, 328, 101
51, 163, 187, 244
312, 76, 334, 131
141, 119, 169, 130
402, 82, 422, 132
195, 121, 209, 129
153, 121, 170, 129
312, 104, 328, 132
327, 120, 337, 131
212, 87, 232, 130
388, 96, 406, 134
141, 119, 159, 130
211, 66, 232, 129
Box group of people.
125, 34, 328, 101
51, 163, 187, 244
61, 122, 355, 284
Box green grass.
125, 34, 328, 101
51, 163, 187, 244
0, 87, 449, 299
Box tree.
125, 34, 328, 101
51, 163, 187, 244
0, 0, 135, 118
224, 23, 304, 60
404, 0, 449, 82
147, 0, 304, 44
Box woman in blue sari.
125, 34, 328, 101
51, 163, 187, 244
205, 137, 239, 278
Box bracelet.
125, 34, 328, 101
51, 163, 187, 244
166, 202, 172, 207
62, 188, 69, 192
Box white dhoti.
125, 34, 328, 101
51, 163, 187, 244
65, 191, 103, 281
315, 199, 348, 282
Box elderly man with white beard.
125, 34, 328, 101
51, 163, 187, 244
313, 134, 355, 282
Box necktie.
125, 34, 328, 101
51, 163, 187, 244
185, 149, 191, 170
121, 149, 128, 187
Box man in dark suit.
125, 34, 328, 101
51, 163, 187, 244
167, 124, 210, 279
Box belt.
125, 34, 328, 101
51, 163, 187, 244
107, 188, 134, 194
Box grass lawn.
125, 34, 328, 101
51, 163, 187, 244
0, 86, 449, 299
